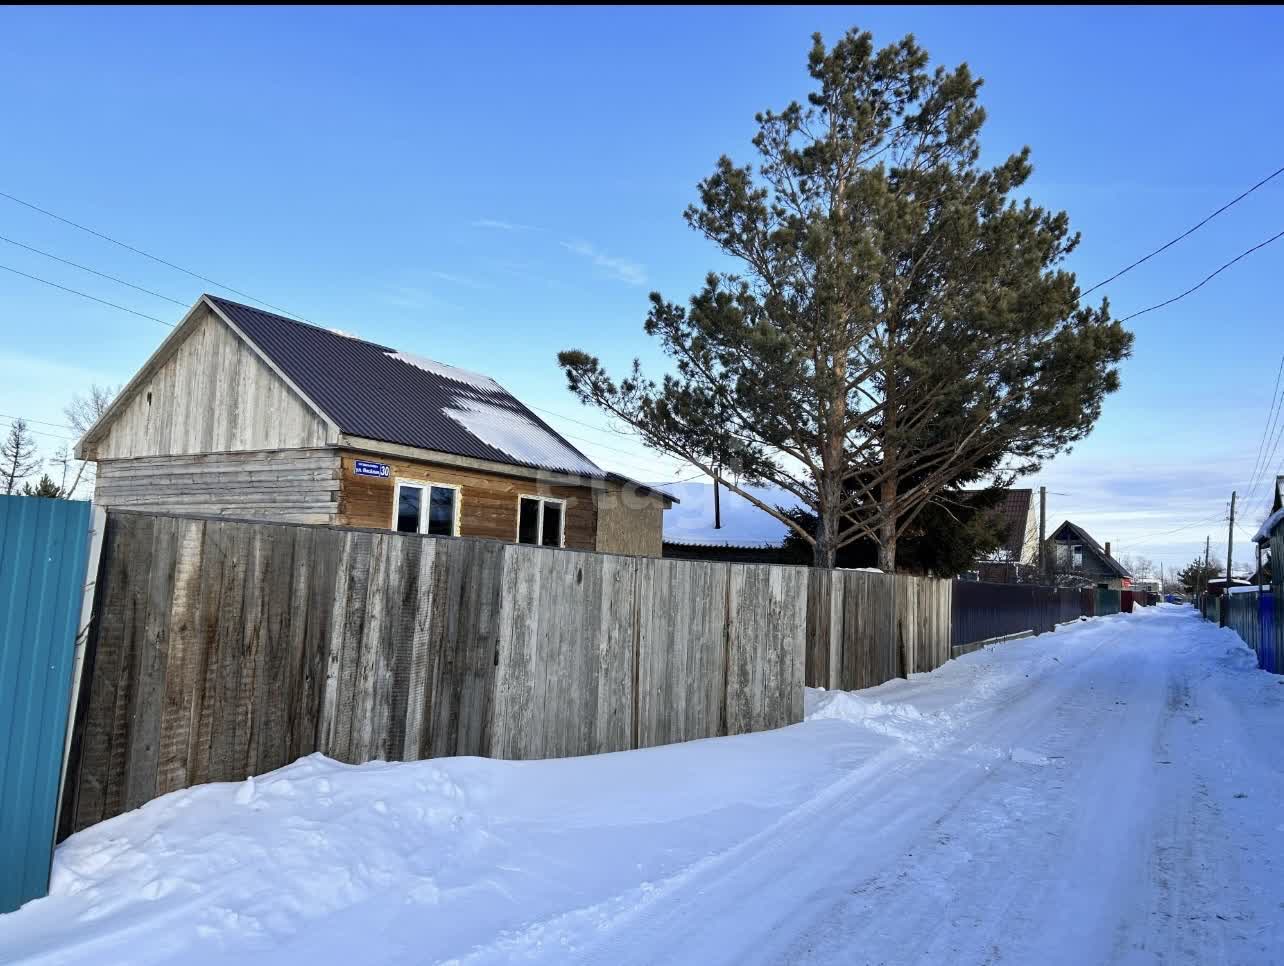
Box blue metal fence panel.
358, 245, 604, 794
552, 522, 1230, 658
0, 496, 92, 914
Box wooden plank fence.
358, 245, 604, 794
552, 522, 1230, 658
58, 510, 1101, 840
60, 511, 808, 835
805, 569, 952, 691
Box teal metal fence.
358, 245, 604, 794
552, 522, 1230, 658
1094, 587, 1121, 616
0, 496, 93, 914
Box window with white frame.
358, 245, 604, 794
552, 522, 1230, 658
517, 495, 565, 547
393, 480, 459, 536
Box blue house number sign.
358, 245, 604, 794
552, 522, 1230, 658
354, 460, 391, 478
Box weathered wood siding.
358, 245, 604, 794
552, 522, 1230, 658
337, 452, 597, 549
594, 490, 664, 557
89, 304, 331, 459
62, 511, 807, 834
93, 450, 341, 524
897, 575, 953, 674
806, 570, 952, 690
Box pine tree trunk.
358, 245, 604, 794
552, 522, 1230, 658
813, 480, 840, 569
876, 534, 897, 573
813, 526, 837, 569
877, 478, 898, 573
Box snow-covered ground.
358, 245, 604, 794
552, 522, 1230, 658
2, 605, 1281, 965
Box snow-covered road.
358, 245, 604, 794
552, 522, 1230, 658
2, 605, 1281, 965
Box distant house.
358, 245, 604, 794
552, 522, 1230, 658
76, 295, 674, 555
1045, 520, 1132, 589
973, 488, 1040, 582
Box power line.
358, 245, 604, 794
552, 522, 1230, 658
1082, 163, 1284, 297
0, 412, 75, 432
1123, 512, 1226, 545
0, 264, 175, 328
0, 241, 690, 478
1115, 228, 1284, 324
0, 189, 311, 322
0, 234, 190, 308
0, 419, 76, 442
1244, 356, 1284, 505
527, 401, 705, 477
555, 426, 668, 463
528, 402, 635, 439
1253, 410, 1284, 519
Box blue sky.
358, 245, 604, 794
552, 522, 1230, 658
2, 6, 1282, 572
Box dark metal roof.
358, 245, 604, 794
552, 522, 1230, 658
991, 488, 1033, 559
206, 295, 609, 480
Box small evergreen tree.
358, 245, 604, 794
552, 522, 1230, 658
1177, 555, 1222, 595
21, 474, 66, 499
559, 27, 1132, 569
1, 420, 40, 495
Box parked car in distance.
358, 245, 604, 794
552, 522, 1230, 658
1165, 593, 1186, 604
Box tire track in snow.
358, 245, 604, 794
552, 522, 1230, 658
461, 620, 1137, 965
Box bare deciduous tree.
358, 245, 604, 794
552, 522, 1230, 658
64, 383, 117, 497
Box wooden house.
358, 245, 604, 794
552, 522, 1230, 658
1045, 520, 1132, 589
972, 488, 1040, 583
75, 295, 675, 555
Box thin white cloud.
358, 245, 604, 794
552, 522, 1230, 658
379, 286, 462, 312
561, 240, 647, 286
472, 219, 537, 232
429, 271, 489, 290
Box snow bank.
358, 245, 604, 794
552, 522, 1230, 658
0, 725, 884, 965
805, 688, 944, 744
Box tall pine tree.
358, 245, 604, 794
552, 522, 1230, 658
559, 28, 1132, 569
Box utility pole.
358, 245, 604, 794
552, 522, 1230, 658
1038, 486, 1047, 578
1226, 491, 1236, 587
1203, 535, 1211, 598
1223, 492, 1236, 627
713, 466, 721, 530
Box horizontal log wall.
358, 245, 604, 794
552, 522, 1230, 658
61, 510, 808, 834
93, 450, 341, 524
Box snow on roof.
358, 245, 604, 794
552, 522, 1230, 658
444, 398, 602, 478
1252, 507, 1284, 543
661, 482, 798, 546
387, 351, 503, 394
